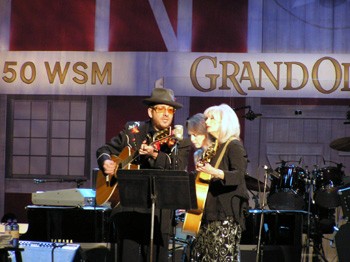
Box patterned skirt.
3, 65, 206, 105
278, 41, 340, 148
190, 217, 242, 262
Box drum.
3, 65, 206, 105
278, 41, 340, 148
241, 209, 305, 261
314, 166, 344, 208
267, 165, 307, 210
241, 209, 306, 246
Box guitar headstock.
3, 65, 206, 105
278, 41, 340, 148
202, 139, 218, 163
152, 128, 170, 142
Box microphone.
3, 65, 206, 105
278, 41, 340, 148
173, 125, 184, 141
172, 125, 183, 170
243, 109, 262, 121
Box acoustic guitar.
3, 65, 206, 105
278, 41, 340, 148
182, 140, 218, 235
95, 128, 171, 208
95, 146, 139, 207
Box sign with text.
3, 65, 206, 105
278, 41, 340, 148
0, 51, 349, 98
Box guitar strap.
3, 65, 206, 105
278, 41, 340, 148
214, 137, 235, 169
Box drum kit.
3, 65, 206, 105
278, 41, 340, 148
246, 162, 345, 214
245, 137, 350, 212
266, 162, 345, 211
243, 137, 350, 261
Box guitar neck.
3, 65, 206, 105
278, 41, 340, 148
119, 149, 138, 169
118, 129, 173, 169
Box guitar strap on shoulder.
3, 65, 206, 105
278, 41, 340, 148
214, 137, 235, 169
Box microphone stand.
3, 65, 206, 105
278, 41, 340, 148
171, 139, 180, 262
150, 176, 156, 262
170, 124, 184, 261
256, 166, 269, 262
302, 168, 328, 262
303, 168, 313, 262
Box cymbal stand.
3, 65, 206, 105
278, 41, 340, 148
303, 168, 313, 262
302, 168, 328, 262
256, 166, 270, 262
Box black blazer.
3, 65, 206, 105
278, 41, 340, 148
204, 139, 250, 230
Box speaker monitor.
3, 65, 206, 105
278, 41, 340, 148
241, 245, 301, 262
18, 241, 80, 262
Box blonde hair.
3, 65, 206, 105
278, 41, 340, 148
204, 103, 240, 143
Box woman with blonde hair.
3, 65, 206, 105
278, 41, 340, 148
190, 104, 250, 262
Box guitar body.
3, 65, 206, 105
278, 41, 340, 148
182, 212, 203, 236
182, 140, 218, 236
95, 147, 139, 208
182, 172, 211, 235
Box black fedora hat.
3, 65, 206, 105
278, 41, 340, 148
143, 88, 183, 109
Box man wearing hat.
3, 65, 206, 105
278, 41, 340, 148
96, 87, 191, 261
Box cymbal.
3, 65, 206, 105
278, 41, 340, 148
245, 174, 270, 192
330, 137, 350, 152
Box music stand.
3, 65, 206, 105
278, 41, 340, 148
117, 169, 197, 262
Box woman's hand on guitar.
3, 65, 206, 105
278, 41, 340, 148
196, 162, 224, 180
103, 159, 117, 176
196, 161, 212, 174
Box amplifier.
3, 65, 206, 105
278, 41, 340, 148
335, 223, 350, 262
240, 210, 305, 261
23, 205, 112, 243
18, 240, 80, 262
338, 186, 350, 219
